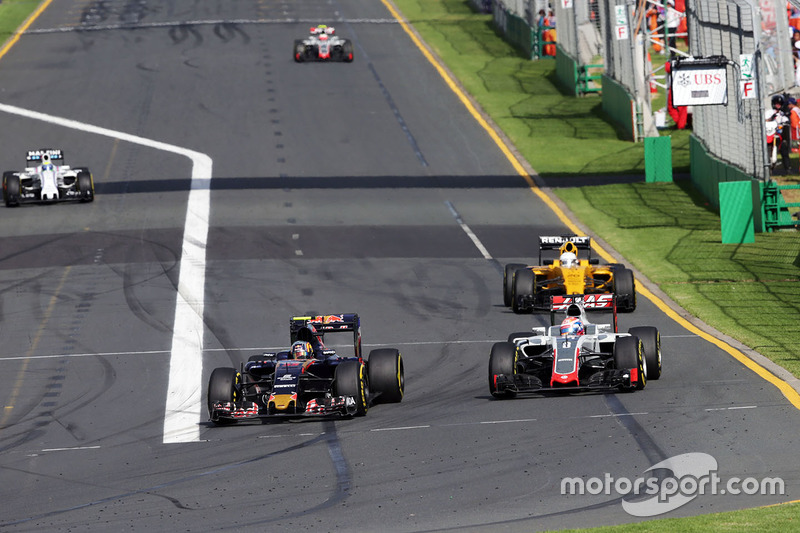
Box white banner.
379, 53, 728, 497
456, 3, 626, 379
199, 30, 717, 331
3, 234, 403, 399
671, 64, 728, 106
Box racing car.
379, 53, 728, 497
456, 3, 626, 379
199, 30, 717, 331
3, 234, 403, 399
208, 313, 404, 424
503, 235, 637, 313
489, 294, 661, 398
293, 25, 354, 62
3, 149, 94, 207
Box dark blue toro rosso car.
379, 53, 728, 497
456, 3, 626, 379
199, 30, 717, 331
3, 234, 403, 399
207, 313, 404, 424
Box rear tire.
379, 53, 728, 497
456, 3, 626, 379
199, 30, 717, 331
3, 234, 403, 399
367, 349, 404, 404
3, 172, 20, 207
207, 367, 240, 424
488, 342, 517, 398
614, 336, 645, 390
334, 360, 368, 415
511, 268, 534, 314
503, 263, 525, 307
613, 267, 637, 312
629, 326, 661, 380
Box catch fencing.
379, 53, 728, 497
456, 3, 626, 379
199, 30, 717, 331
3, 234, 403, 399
597, 0, 658, 141
685, 0, 794, 214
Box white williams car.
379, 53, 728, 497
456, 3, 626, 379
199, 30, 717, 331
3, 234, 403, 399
294, 25, 354, 63
3, 149, 94, 207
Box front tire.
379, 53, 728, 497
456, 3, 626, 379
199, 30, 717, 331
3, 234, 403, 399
629, 326, 661, 380
3, 172, 20, 207
342, 40, 354, 62
207, 367, 240, 424
489, 342, 517, 399
614, 336, 645, 390
76, 169, 94, 202
294, 40, 305, 62
503, 263, 525, 307
368, 349, 404, 404
334, 360, 368, 416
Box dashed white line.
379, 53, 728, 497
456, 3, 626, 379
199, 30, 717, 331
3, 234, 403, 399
371, 425, 431, 432
480, 418, 537, 424
39, 446, 101, 452
705, 406, 758, 411
444, 200, 492, 260
588, 412, 649, 418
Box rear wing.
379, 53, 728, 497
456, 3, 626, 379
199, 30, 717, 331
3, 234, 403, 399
550, 294, 617, 332
538, 235, 593, 263
27, 149, 64, 164
290, 313, 362, 358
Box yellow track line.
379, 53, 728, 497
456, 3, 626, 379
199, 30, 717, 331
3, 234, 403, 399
381, 0, 800, 411
0, 0, 55, 62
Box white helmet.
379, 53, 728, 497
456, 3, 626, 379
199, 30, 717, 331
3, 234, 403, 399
559, 252, 578, 268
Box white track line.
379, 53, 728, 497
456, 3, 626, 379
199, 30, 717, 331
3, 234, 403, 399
445, 200, 492, 260
0, 103, 211, 444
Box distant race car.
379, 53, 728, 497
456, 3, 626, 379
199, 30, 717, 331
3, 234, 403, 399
489, 294, 661, 398
294, 24, 354, 62
3, 149, 94, 207
503, 235, 637, 313
208, 313, 404, 424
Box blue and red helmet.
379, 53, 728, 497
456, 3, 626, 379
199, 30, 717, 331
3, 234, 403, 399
291, 341, 313, 359
560, 316, 585, 336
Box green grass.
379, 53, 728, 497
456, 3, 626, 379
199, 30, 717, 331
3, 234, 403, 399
554, 501, 800, 532
0, 0, 39, 44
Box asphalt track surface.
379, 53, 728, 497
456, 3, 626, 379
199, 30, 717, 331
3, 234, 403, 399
0, 1, 797, 531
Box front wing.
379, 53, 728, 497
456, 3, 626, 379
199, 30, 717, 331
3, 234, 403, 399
494, 367, 640, 394
210, 395, 358, 422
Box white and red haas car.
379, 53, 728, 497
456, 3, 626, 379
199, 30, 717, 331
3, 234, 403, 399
489, 294, 662, 398
294, 25, 354, 62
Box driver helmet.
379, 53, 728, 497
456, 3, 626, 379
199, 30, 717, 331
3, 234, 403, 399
559, 251, 578, 268
560, 316, 585, 336
772, 94, 785, 109
291, 340, 313, 359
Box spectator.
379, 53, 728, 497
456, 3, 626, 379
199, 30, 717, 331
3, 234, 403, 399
665, 0, 681, 52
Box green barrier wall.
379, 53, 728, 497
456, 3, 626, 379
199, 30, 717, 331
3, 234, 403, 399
492, 5, 535, 59
600, 75, 635, 141
555, 45, 579, 96
689, 134, 764, 232
644, 136, 672, 182
719, 181, 755, 243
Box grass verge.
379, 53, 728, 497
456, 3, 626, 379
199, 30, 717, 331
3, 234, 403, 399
0, 0, 40, 45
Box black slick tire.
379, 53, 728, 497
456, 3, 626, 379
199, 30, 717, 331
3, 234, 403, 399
504, 263, 525, 307
334, 360, 368, 416
629, 326, 661, 380
367, 349, 404, 404
207, 367, 240, 424
614, 336, 645, 390
488, 342, 517, 399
